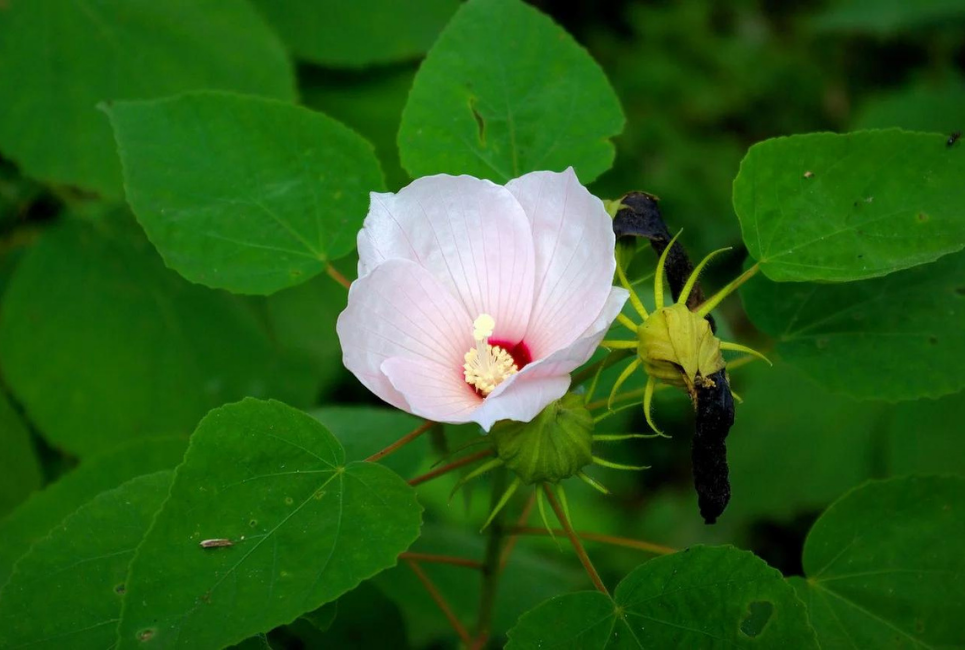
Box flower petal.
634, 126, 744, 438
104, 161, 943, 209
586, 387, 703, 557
472, 287, 629, 431
506, 168, 618, 358
337, 258, 473, 412
381, 357, 480, 423
469, 374, 571, 432
358, 174, 536, 344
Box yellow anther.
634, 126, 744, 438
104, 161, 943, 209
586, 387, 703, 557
464, 314, 518, 395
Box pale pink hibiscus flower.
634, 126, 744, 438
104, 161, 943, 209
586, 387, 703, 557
336, 168, 628, 431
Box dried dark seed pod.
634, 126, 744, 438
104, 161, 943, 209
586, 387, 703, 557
692, 369, 735, 524
612, 192, 715, 330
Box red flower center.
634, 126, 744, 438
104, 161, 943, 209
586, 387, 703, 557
489, 339, 532, 370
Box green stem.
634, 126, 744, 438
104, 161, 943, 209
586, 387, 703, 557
473, 471, 508, 648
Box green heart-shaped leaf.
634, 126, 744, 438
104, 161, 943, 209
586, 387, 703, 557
0, 213, 317, 456
106, 92, 384, 295
0, 0, 294, 197
250, 0, 459, 68
734, 129, 965, 282
0, 472, 173, 649
399, 0, 624, 183
0, 438, 188, 590
740, 251, 965, 401
791, 476, 965, 649
116, 398, 423, 650
507, 545, 817, 649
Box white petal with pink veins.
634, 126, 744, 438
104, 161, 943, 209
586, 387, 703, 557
381, 357, 481, 423
357, 175, 536, 345
337, 258, 473, 412
506, 168, 617, 359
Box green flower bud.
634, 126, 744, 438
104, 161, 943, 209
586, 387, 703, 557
491, 393, 593, 485
637, 302, 725, 396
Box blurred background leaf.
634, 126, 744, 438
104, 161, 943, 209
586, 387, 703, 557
0, 0, 295, 197
0, 212, 318, 457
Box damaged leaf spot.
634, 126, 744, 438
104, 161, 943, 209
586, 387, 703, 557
468, 95, 486, 146
739, 600, 774, 637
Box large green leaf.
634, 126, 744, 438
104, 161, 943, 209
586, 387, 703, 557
734, 130, 965, 282
0, 0, 294, 198
506, 545, 817, 649
0, 391, 42, 519
727, 363, 881, 521
883, 392, 965, 476
0, 472, 172, 649
791, 476, 965, 649
251, 0, 458, 68
0, 437, 187, 590
116, 399, 422, 650
311, 406, 428, 477
0, 213, 316, 456
107, 92, 384, 295
398, 0, 624, 184
739, 251, 965, 401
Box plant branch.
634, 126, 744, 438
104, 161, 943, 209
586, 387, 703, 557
400, 552, 484, 570
500, 492, 536, 570
543, 485, 609, 595
366, 420, 437, 463
507, 526, 677, 556
472, 470, 508, 650
405, 559, 472, 646
325, 262, 352, 290
408, 449, 493, 486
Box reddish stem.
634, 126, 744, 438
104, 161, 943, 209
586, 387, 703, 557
325, 262, 352, 290
405, 559, 472, 645
508, 526, 677, 556
366, 420, 436, 463
543, 485, 609, 595
408, 449, 493, 486
400, 552, 483, 570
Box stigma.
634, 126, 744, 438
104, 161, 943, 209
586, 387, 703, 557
464, 314, 519, 396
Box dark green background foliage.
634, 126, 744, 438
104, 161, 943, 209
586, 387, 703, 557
0, 0, 963, 648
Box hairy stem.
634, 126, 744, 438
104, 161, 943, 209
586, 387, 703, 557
543, 485, 609, 595
507, 526, 677, 556
408, 449, 494, 487
325, 262, 352, 290
366, 420, 437, 463
405, 559, 472, 645
400, 552, 484, 570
